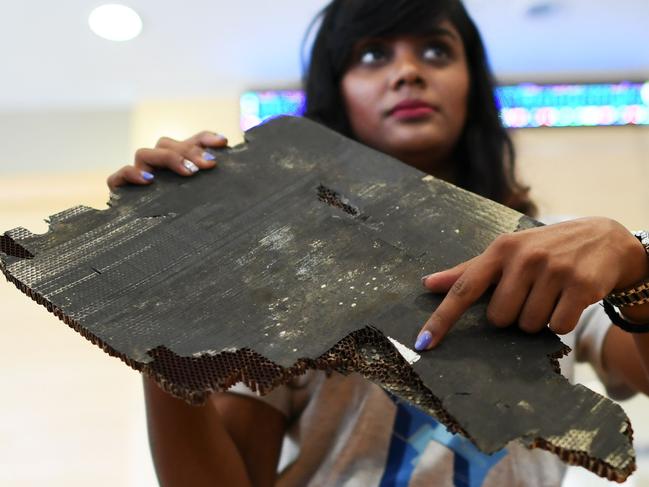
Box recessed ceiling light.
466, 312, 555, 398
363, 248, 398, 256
88, 4, 143, 42
525, 0, 561, 18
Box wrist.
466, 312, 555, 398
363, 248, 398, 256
607, 231, 649, 305
615, 230, 649, 290
604, 231, 649, 332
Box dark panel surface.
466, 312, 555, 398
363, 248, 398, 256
0, 116, 634, 481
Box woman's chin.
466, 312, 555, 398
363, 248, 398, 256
384, 134, 451, 158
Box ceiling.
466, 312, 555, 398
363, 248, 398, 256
1, 0, 648, 110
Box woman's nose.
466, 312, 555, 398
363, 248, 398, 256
389, 53, 426, 90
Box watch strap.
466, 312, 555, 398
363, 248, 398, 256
605, 281, 649, 307
604, 230, 649, 307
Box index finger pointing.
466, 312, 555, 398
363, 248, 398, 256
415, 254, 500, 351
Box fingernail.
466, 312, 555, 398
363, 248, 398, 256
414, 330, 433, 351
202, 151, 216, 161
421, 274, 432, 285
141, 171, 154, 181
183, 159, 199, 174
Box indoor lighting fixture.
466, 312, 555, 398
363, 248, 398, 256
497, 82, 649, 128
524, 1, 561, 18
88, 4, 142, 42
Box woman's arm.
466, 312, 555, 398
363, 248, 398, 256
143, 377, 286, 487
129, 130, 286, 485
602, 320, 649, 396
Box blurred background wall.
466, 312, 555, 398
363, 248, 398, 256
1, 1, 648, 486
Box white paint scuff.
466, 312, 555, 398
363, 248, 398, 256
388, 337, 421, 364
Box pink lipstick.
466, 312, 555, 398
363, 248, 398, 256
389, 100, 436, 120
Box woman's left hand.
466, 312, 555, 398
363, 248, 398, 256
414, 217, 649, 351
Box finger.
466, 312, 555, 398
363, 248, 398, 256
155, 136, 180, 150
517, 277, 562, 334
158, 131, 227, 165
187, 130, 228, 169
421, 258, 474, 293
415, 254, 501, 351
106, 166, 155, 190
184, 144, 218, 169
134, 148, 201, 176
151, 140, 217, 170
548, 291, 590, 335
486, 265, 534, 328
194, 131, 228, 148
193, 132, 227, 168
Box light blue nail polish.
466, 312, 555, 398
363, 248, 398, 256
141, 171, 154, 181
202, 151, 216, 161
414, 330, 433, 351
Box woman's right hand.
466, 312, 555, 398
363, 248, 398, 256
107, 131, 228, 190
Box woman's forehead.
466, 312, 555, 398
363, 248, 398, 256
351, 20, 462, 45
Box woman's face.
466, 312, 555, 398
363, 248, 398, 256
340, 20, 470, 176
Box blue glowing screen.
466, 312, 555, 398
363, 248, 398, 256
240, 82, 649, 130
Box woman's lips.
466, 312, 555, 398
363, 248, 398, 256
388, 100, 436, 120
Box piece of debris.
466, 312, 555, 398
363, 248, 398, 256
0, 116, 635, 482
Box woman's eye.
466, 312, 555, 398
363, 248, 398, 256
422, 44, 448, 62
359, 46, 388, 65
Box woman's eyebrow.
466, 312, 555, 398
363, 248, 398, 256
426, 26, 460, 42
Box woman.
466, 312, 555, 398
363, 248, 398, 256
108, 1, 649, 485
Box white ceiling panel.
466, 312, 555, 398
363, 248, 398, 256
0, 0, 647, 109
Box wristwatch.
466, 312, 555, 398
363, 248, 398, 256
604, 231, 649, 307
603, 230, 649, 333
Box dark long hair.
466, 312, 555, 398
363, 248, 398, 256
302, 0, 535, 216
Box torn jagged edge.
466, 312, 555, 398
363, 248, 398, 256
523, 342, 635, 483
0, 233, 35, 260
528, 427, 635, 483
352, 334, 634, 483
142, 325, 472, 450
0, 262, 635, 482
0, 205, 104, 261
0, 251, 448, 421
0, 263, 146, 373
0, 253, 469, 437
548, 341, 572, 374
523, 341, 635, 483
